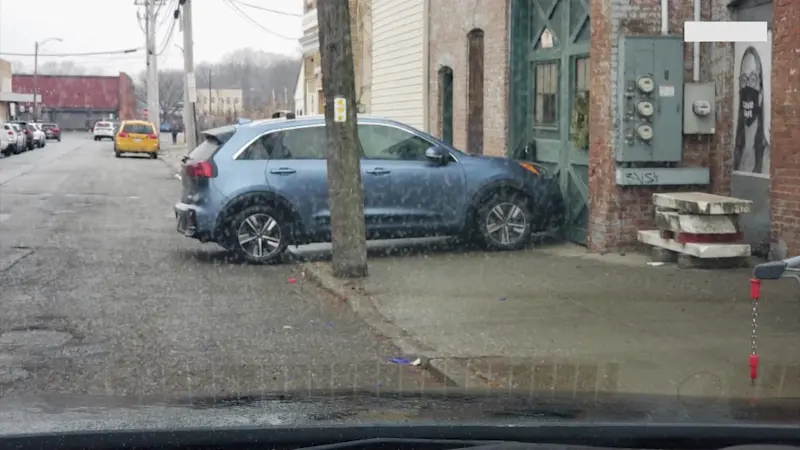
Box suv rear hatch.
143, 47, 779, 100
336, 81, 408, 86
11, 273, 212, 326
180, 125, 235, 203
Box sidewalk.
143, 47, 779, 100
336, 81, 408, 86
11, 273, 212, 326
158, 134, 187, 174
302, 243, 800, 399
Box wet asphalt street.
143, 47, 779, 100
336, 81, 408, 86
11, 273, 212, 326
0, 134, 438, 397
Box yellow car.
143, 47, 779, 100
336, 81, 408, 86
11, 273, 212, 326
114, 120, 160, 159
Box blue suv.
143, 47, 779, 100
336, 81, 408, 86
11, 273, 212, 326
174, 116, 564, 263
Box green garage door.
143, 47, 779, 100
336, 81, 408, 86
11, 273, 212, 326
509, 0, 590, 245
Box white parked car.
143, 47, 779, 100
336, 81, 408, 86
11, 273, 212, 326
5, 123, 25, 154
93, 121, 115, 141
31, 123, 46, 148
0, 123, 9, 156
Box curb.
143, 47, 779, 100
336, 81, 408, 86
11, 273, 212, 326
299, 262, 487, 388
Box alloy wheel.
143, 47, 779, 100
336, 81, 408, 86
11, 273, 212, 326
236, 213, 282, 259
485, 202, 527, 246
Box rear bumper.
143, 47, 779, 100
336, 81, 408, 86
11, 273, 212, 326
174, 202, 216, 241
116, 141, 159, 152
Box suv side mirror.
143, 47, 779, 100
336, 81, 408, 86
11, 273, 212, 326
425, 146, 449, 165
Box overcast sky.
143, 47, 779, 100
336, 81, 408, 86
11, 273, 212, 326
0, 0, 302, 75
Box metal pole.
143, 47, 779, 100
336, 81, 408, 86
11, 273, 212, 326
145, 0, 161, 134
33, 41, 38, 121
145, 0, 160, 132
181, 0, 197, 151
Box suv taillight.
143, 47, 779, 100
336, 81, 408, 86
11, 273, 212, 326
185, 160, 215, 178
147, 133, 158, 139
118, 132, 128, 138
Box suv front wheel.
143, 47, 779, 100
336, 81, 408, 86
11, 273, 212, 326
228, 205, 288, 264
477, 192, 532, 251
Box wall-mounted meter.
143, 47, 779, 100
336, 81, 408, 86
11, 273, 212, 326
683, 82, 716, 135
636, 101, 654, 117
636, 124, 653, 141
692, 100, 711, 116
636, 76, 654, 94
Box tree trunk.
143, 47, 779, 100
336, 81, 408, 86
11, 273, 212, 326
317, 0, 368, 278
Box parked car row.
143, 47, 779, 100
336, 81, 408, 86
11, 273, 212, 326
0, 121, 59, 157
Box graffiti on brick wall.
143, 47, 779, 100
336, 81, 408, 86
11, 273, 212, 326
733, 31, 771, 177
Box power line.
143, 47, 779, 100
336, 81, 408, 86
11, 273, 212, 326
222, 0, 299, 41
230, 0, 300, 17
0, 48, 142, 57
156, 9, 178, 55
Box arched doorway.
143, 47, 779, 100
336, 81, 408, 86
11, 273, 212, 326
438, 66, 454, 144
467, 28, 484, 155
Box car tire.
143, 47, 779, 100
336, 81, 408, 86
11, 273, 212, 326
57, 138, 61, 142
115, 151, 121, 158
150, 152, 158, 159
476, 191, 532, 251
227, 205, 289, 264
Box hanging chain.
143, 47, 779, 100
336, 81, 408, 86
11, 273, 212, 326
749, 278, 762, 385
751, 295, 758, 354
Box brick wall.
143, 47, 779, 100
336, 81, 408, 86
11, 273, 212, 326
117, 72, 137, 120
428, 0, 508, 156
770, 0, 800, 258
588, 0, 735, 252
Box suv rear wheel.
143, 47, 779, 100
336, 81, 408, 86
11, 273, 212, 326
228, 205, 288, 264
477, 192, 532, 251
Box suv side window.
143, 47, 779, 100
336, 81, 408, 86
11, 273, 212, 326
278, 126, 326, 159
358, 124, 432, 161
239, 126, 327, 160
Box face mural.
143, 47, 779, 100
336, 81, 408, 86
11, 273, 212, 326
733, 31, 771, 176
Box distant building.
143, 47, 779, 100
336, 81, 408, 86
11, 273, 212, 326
0, 59, 38, 122
11, 73, 136, 129
196, 88, 243, 117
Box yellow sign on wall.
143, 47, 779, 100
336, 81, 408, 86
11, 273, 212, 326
334, 96, 346, 123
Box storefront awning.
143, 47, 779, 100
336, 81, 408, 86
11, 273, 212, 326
0, 92, 40, 103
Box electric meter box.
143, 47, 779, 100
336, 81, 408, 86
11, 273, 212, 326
616, 36, 685, 163
683, 82, 717, 135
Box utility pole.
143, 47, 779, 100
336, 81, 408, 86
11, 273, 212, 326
179, 0, 197, 151
32, 37, 62, 122
208, 68, 212, 115
317, 0, 367, 278
143, 0, 161, 133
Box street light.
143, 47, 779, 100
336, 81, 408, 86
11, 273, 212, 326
33, 37, 63, 121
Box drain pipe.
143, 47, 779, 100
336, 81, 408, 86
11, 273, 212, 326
661, 0, 668, 35
692, 0, 700, 82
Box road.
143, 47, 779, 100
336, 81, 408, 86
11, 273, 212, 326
0, 134, 438, 397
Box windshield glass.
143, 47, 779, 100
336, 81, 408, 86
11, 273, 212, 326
121, 123, 153, 134
1, 0, 798, 441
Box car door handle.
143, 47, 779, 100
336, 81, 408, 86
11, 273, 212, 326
269, 167, 296, 175
366, 168, 391, 175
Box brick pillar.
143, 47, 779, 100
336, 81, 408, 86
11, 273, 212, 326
770, 0, 800, 259
587, 0, 735, 253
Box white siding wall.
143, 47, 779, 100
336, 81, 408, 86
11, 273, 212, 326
370, 0, 426, 130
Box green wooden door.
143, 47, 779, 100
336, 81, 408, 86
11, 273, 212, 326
527, 0, 590, 244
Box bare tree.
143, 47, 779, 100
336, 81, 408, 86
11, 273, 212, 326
38, 61, 88, 75
10, 60, 88, 75
135, 69, 184, 120
318, 0, 368, 278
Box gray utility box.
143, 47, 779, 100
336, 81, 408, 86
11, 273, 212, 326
683, 82, 717, 135
616, 36, 684, 163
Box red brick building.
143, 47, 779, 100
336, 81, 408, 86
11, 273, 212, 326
427, 0, 795, 257
12, 73, 137, 130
